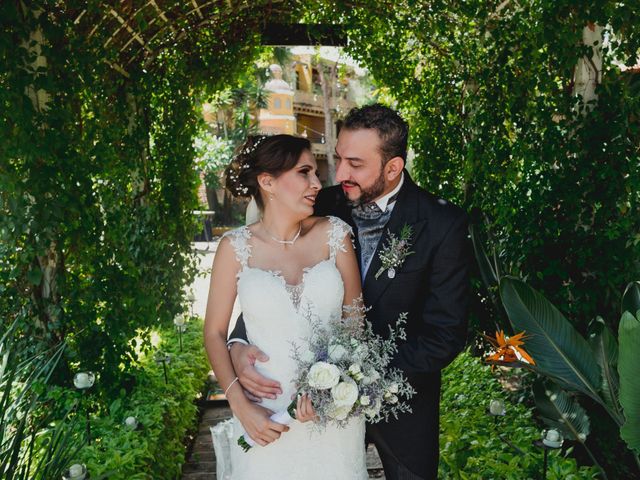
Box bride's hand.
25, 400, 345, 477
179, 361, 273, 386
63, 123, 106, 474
295, 393, 318, 423
232, 399, 290, 447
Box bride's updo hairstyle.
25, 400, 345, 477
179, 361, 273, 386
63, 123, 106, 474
225, 134, 311, 210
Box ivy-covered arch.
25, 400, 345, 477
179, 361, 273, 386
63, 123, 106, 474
2, 0, 639, 386
1, 1, 292, 384
2, 1, 640, 478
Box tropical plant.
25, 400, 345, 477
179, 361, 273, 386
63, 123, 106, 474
0, 324, 81, 480
499, 277, 640, 477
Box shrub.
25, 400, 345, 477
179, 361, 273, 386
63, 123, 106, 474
439, 351, 600, 479
64, 318, 210, 479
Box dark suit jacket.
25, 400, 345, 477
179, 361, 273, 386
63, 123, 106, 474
229, 172, 470, 478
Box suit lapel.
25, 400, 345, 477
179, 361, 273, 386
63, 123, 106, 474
362, 172, 422, 303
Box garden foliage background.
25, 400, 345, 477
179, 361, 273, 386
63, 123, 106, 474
1, 1, 639, 478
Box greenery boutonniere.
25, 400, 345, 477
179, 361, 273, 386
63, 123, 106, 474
375, 224, 414, 279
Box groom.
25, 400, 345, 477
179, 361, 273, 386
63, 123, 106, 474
228, 104, 470, 479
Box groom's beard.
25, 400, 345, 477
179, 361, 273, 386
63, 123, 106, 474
346, 169, 386, 208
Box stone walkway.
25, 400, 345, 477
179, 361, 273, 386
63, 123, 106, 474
181, 399, 386, 479
183, 240, 386, 479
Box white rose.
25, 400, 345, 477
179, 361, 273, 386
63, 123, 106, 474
331, 380, 359, 408
300, 349, 316, 364
307, 362, 340, 389
328, 344, 347, 362
388, 383, 399, 394
328, 404, 351, 421
359, 395, 371, 406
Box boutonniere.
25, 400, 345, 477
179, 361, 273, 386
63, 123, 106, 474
375, 224, 415, 279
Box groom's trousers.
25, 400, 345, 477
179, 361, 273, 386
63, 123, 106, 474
366, 372, 441, 480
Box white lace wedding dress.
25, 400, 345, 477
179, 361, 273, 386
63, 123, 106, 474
221, 216, 368, 480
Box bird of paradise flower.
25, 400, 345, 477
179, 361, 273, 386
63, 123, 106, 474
483, 330, 536, 367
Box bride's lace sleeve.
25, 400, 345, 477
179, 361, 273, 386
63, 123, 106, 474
221, 226, 251, 270
326, 216, 354, 261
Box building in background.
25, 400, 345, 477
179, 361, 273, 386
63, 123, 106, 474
258, 47, 369, 184
196, 47, 371, 228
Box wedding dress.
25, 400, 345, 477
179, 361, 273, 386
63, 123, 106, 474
219, 216, 368, 480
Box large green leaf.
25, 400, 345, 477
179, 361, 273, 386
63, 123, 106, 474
469, 224, 499, 290
618, 311, 640, 455
499, 277, 602, 402
588, 317, 622, 425
622, 281, 640, 317
533, 380, 590, 442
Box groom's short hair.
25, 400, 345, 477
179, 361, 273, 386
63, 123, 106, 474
342, 103, 408, 163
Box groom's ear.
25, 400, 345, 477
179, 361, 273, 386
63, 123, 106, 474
384, 156, 404, 181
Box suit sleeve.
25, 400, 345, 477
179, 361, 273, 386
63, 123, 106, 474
392, 212, 470, 373
226, 313, 248, 345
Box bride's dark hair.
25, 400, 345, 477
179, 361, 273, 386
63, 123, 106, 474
225, 134, 311, 210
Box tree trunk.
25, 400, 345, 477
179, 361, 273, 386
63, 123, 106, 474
318, 60, 338, 185
573, 23, 603, 112
21, 5, 62, 340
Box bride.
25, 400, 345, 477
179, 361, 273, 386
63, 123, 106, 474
203, 134, 368, 479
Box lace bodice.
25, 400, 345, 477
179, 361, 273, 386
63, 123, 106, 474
223, 216, 352, 314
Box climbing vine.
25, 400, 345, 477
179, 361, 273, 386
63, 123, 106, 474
308, 0, 640, 333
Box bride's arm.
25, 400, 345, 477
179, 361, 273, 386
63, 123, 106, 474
203, 237, 289, 445
334, 231, 363, 309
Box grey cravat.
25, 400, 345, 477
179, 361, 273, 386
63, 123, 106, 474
351, 202, 393, 281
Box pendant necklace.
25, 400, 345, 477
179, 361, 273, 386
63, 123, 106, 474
261, 220, 302, 246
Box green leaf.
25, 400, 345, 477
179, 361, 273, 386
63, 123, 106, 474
618, 311, 640, 455
27, 268, 42, 286
588, 317, 622, 424
622, 281, 640, 317
470, 224, 499, 290
533, 380, 590, 442
499, 277, 602, 402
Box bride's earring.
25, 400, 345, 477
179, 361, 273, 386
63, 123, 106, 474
269, 193, 274, 201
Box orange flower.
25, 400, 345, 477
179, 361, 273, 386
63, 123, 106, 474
484, 330, 536, 366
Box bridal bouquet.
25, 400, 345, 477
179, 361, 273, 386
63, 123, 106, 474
238, 299, 415, 451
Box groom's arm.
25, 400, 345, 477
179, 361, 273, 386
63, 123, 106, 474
227, 318, 282, 400
393, 212, 471, 374
227, 314, 248, 345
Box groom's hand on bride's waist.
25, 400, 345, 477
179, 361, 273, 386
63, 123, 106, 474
229, 343, 283, 400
